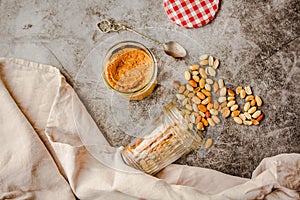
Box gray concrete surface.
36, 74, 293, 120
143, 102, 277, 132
0, 0, 299, 178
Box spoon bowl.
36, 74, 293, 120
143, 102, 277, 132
163, 41, 187, 58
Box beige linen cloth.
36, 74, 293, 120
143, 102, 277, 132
0, 57, 299, 200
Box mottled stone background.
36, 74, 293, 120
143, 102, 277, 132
0, 0, 299, 178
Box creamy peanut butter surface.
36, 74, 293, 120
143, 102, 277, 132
105, 48, 153, 93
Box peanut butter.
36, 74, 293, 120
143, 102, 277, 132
105, 48, 153, 93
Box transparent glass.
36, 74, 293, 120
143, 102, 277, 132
102, 41, 157, 100
121, 102, 204, 175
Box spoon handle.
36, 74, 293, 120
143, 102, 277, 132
124, 26, 162, 46
97, 19, 162, 47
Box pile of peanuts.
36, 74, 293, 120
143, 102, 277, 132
222, 85, 264, 125
173, 54, 265, 134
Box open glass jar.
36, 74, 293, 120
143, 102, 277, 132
121, 102, 204, 175
102, 41, 157, 101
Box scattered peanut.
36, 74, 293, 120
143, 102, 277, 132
231, 110, 240, 117
188, 92, 194, 98
218, 79, 224, 88
186, 84, 194, 91
209, 109, 218, 116
220, 87, 227, 97
205, 84, 212, 91
196, 116, 202, 124
178, 85, 185, 93
184, 71, 191, 81
213, 101, 219, 110
197, 91, 206, 100
248, 106, 257, 114
200, 59, 208, 66
218, 96, 227, 103
240, 89, 246, 99
198, 104, 207, 113
185, 104, 192, 111
206, 78, 213, 85
227, 89, 235, 97
193, 103, 199, 112
197, 122, 204, 130
190, 114, 196, 123
244, 112, 252, 120
201, 89, 211, 97
236, 86, 243, 94
207, 67, 216, 77
227, 96, 235, 101
233, 117, 243, 124
252, 110, 261, 119
243, 120, 252, 125
244, 102, 250, 112
255, 96, 263, 107
207, 118, 216, 126
207, 103, 213, 110
204, 138, 213, 148
222, 107, 231, 118
176, 94, 185, 100
183, 90, 189, 96
208, 56, 214, 66
245, 86, 252, 95
230, 104, 239, 111
199, 78, 205, 88
250, 99, 256, 106
190, 64, 199, 70
193, 75, 200, 82
245, 95, 254, 101
205, 111, 211, 118
213, 59, 219, 69
182, 98, 188, 106
220, 101, 227, 108
212, 115, 220, 124
202, 118, 209, 126
251, 119, 259, 125
189, 80, 198, 87
213, 82, 219, 92
192, 96, 201, 104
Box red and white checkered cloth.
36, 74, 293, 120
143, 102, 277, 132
164, 0, 220, 28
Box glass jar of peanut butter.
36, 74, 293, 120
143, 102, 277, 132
121, 102, 204, 175
102, 41, 157, 100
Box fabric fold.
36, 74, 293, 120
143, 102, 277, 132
0, 58, 75, 200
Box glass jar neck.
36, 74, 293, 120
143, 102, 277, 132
163, 101, 204, 149
163, 102, 183, 125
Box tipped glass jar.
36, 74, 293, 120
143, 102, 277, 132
102, 41, 157, 101
121, 102, 204, 175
